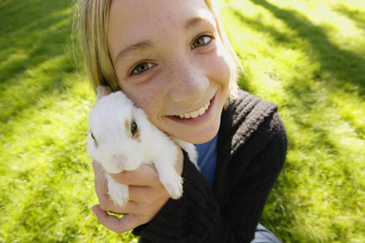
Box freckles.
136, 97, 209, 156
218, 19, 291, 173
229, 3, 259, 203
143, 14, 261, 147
133, 93, 153, 110
216, 49, 232, 79
209, 52, 231, 80
132, 88, 161, 116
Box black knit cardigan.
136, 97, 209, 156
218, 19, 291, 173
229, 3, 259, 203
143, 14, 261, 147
134, 89, 288, 243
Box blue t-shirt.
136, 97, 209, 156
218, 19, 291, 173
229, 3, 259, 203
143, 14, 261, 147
194, 135, 218, 187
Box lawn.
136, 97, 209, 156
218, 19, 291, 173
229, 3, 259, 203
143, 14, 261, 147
0, 0, 364, 242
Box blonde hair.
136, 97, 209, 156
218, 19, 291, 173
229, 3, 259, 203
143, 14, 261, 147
76, 0, 241, 96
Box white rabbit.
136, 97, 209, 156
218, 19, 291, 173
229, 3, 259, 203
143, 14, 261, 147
87, 85, 198, 207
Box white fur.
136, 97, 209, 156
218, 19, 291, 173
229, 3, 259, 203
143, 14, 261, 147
87, 86, 198, 207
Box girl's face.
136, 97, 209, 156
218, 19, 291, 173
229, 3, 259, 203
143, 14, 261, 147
108, 0, 231, 144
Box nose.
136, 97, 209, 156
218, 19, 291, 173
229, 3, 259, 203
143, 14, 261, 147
167, 57, 209, 103
109, 155, 127, 173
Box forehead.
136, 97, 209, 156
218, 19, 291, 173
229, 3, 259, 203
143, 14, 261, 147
107, 0, 215, 56
109, 0, 211, 28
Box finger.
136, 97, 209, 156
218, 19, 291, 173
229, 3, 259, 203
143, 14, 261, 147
93, 162, 109, 194
92, 205, 147, 234
128, 185, 168, 204
109, 148, 184, 186
95, 182, 141, 214
95, 184, 122, 213
96, 185, 167, 216
100, 198, 140, 215
117, 213, 148, 233
92, 205, 127, 233
110, 164, 160, 186
92, 161, 103, 176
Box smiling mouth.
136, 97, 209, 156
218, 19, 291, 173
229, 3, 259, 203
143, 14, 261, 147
175, 100, 211, 119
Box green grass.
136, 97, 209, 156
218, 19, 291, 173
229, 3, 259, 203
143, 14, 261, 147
0, 0, 364, 242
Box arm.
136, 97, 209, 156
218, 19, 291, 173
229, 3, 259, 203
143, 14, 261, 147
218, 112, 287, 241
134, 112, 287, 242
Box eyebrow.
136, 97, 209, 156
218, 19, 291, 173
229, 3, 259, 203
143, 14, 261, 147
114, 17, 211, 65
114, 41, 152, 65
184, 16, 208, 30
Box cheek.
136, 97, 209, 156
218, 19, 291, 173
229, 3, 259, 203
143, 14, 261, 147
121, 83, 164, 120
206, 49, 232, 88
127, 91, 155, 114
219, 56, 232, 86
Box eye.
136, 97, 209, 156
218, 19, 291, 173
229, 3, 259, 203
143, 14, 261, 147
130, 121, 138, 137
192, 34, 214, 49
130, 62, 154, 76
90, 132, 98, 147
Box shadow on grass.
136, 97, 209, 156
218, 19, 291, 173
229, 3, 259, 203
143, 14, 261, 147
0, 0, 73, 79
241, 0, 365, 97
2, 133, 91, 242
234, 0, 365, 135
0, 0, 75, 123
333, 4, 365, 31
233, 0, 365, 137
243, 0, 365, 134
234, 1, 365, 240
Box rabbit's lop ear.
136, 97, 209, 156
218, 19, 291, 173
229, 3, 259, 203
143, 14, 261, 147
96, 85, 113, 99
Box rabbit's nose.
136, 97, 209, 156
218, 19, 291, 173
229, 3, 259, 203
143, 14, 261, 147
111, 155, 128, 172
125, 161, 139, 171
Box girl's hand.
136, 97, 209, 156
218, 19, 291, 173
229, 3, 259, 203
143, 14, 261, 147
91, 148, 184, 234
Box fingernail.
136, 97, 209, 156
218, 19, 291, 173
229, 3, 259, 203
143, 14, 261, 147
91, 205, 98, 214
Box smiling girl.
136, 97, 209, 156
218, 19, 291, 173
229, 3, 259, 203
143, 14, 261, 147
77, 0, 287, 242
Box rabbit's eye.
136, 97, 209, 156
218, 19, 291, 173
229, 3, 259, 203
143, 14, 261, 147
131, 121, 138, 137
90, 132, 98, 147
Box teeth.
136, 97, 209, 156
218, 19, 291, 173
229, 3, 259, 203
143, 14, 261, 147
177, 100, 211, 119
191, 111, 199, 118
198, 107, 205, 115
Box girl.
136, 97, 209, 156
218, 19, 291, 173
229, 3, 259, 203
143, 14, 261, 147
77, 0, 287, 242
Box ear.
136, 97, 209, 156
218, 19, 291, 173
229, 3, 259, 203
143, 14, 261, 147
96, 85, 113, 99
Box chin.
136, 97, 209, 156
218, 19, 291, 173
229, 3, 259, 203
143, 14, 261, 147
185, 125, 220, 144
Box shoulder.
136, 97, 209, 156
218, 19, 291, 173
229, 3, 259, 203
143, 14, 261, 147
226, 89, 288, 171
214, 90, 287, 203
219, 89, 285, 150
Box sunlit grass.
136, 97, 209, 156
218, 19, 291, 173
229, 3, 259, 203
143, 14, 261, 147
0, 0, 135, 242
0, 0, 364, 242
220, 0, 365, 242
